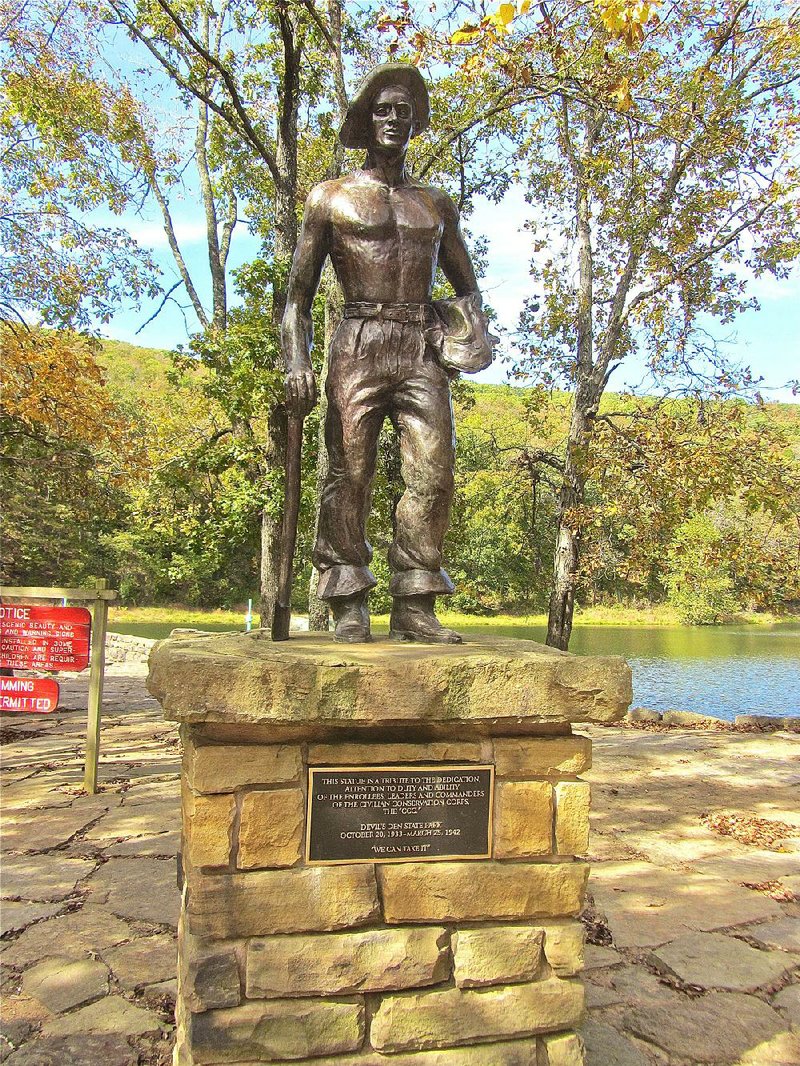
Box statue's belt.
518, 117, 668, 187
342, 295, 498, 374
343, 302, 433, 325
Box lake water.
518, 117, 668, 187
458, 621, 800, 721
111, 619, 800, 722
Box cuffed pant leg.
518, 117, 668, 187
388, 349, 456, 591
313, 326, 386, 599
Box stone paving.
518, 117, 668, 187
0, 668, 799, 1064
582, 723, 800, 1065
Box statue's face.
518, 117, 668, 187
370, 86, 414, 152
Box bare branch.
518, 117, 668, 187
134, 279, 181, 334
153, 0, 279, 177
149, 173, 209, 330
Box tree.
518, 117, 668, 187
0, 325, 137, 583
434, 0, 800, 646
582, 394, 800, 612
0, 1, 158, 327
101, 0, 359, 624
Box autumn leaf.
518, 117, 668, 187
594, 0, 659, 48
611, 76, 634, 110
450, 23, 482, 44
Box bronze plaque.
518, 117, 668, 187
306, 765, 494, 864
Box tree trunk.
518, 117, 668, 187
546, 138, 595, 650
546, 431, 584, 649
259, 7, 301, 627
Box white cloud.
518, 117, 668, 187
468, 187, 539, 333
122, 218, 210, 248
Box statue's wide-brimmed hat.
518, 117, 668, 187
339, 63, 430, 149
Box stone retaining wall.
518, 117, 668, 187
105, 632, 156, 665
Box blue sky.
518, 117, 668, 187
100, 183, 799, 402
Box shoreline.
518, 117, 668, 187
623, 707, 800, 733
106, 604, 800, 633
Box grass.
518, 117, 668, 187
109, 605, 251, 641
109, 602, 794, 640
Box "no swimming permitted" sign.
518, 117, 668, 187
0, 676, 59, 713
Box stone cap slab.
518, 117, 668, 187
148, 631, 630, 734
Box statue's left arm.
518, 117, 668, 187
437, 194, 480, 297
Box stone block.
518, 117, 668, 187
555, 782, 590, 856
493, 736, 591, 778
86, 857, 180, 927
187, 865, 380, 938
650, 931, 793, 992
184, 791, 235, 868
41, 995, 163, 1038
22, 956, 109, 1013
246, 927, 450, 997
149, 633, 632, 730
237, 789, 304, 869
452, 926, 544, 988
627, 708, 662, 723
105, 934, 177, 990
4, 1035, 139, 1066
275, 1041, 542, 1065
623, 989, 785, 1063
379, 862, 588, 923
370, 977, 584, 1052
748, 917, 800, 953
540, 921, 585, 976
184, 738, 301, 793
181, 934, 241, 1012
541, 1031, 586, 1066
308, 741, 486, 764
661, 710, 719, 728
734, 714, 783, 731
188, 998, 364, 1063
494, 781, 553, 857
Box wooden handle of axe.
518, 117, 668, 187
271, 413, 304, 641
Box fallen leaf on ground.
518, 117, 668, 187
701, 811, 796, 850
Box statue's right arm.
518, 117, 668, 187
281, 185, 330, 416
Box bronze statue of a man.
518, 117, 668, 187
282, 63, 493, 644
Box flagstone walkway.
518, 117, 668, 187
0, 668, 798, 1064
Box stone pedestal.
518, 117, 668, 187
148, 632, 631, 1066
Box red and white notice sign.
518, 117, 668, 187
0, 676, 59, 713
0, 605, 91, 672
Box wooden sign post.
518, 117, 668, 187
0, 581, 117, 793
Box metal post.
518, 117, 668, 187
245, 598, 253, 632
84, 579, 109, 794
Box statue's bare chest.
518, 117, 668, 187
330, 185, 443, 246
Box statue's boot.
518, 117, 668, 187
331, 591, 371, 644
389, 594, 462, 644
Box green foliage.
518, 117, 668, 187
0, 2, 158, 326
0, 326, 134, 585
665, 514, 738, 625
96, 261, 329, 606
6, 330, 799, 617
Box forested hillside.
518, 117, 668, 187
2, 331, 797, 623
